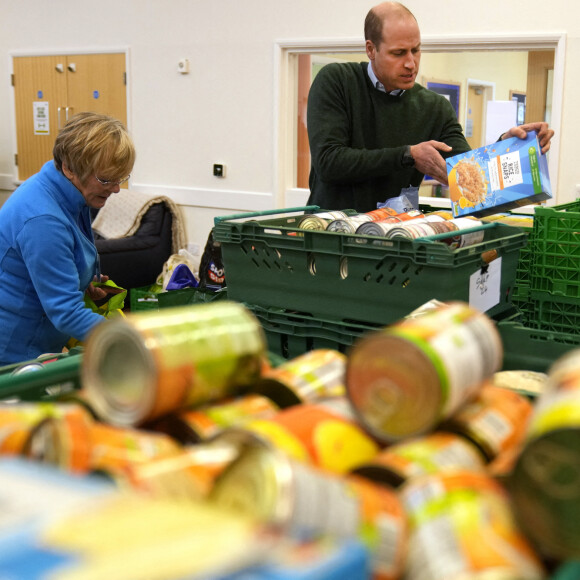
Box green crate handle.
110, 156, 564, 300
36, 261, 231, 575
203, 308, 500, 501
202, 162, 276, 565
0, 354, 82, 401
416, 222, 497, 242
214, 206, 320, 226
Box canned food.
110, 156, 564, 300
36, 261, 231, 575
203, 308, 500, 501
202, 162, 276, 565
147, 394, 280, 444
26, 408, 182, 474
441, 382, 533, 464
210, 429, 408, 580
82, 301, 266, 427
364, 207, 399, 221
400, 470, 545, 580
101, 437, 239, 500
295, 215, 330, 231
327, 215, 373, 233
0, 402, 87, 455
346, 302, 503, 443
448, 217, 484, 248
355, 219, 401, 236
393, 209, 424, 221
424, 210, 454, 220
492, 369, 548, 399
245, 400, 379, 474
255, 349, 347, 408
509, 348, 580, 559
351, 431, 486, 488
10, 362, 45, 375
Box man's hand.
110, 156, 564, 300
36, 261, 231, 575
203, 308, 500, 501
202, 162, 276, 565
409, 141, 453, 184
501, 121, 554, 154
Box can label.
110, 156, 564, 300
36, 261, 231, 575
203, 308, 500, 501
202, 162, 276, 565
289, 464, 407, 580
164, 394, 280, 443
353, 431, 486, 486
211, 442, 408, 580
400, 470, 545, 580
443, 382, 533, 462
256, 349, 346, 407
27, 409, 182, 474
0, 402, 84, 455
251, 402, 379, 474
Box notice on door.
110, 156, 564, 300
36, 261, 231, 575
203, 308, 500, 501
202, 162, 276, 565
33, 101, 50, 135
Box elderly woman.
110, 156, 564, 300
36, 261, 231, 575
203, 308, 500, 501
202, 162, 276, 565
0, 112, 136, 366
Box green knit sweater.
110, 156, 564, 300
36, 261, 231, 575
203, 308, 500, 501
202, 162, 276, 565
306, 62, 471, 213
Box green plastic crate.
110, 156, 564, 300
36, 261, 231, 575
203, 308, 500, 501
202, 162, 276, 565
214, 207, 528, 326
129, 285, 160, 311
157, 287, 228, 308
521, 290, 580, 335
245, 303, 381, 360
0, 350, 83, 402
497, 314, 580, 374
529, 199, 580, 297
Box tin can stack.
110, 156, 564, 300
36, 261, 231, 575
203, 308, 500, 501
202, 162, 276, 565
0, 299, 578, 579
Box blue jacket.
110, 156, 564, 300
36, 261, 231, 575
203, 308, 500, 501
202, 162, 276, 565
0, 161, 105, 365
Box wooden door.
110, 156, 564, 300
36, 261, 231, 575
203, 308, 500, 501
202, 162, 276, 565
13, 55, 68, 180
466, 85, 484, 150
12, 53, 127, 181
65, 53, 127, 122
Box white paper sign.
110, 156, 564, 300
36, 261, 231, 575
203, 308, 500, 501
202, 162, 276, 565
33, 101, 50, 135
469, 256, 501, 312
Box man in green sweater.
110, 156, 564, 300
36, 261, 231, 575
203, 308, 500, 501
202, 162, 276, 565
306, 1, 554, 213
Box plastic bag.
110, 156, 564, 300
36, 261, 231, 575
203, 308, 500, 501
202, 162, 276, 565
157, 249, 198, 291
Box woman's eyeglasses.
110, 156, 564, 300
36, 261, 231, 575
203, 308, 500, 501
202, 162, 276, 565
95, 174, 131, 186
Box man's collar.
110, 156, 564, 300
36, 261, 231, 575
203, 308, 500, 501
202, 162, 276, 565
367, 62, 405, 97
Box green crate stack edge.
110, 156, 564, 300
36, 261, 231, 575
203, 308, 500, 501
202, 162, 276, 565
213, 207, 528, 362
502, 200, 580, 372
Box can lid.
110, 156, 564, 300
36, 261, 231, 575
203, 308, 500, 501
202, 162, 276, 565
82, 318, 157, 427
210, 428, 294, 524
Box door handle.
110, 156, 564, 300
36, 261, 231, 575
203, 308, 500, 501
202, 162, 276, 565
65, 107, 72, 122
57, 107, 62, 130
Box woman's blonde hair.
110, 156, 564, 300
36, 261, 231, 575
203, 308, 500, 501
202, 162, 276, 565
53, 112, 136, 185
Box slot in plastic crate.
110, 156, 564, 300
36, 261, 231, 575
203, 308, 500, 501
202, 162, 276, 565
214, 207, 528, 326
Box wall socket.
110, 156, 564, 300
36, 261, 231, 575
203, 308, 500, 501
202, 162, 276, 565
213, 163, 226, 177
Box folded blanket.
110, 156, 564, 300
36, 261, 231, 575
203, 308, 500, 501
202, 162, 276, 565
92, 189, 187, 254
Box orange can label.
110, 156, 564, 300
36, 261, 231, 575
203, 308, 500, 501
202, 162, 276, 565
267, 403, 379, 474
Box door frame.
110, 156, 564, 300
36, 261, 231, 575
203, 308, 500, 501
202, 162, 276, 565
275, 32, 566, 208
465, 78, 496, 150
8, 47, 130, 186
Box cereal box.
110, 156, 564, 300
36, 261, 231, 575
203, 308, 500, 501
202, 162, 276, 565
446, 130, 552, 218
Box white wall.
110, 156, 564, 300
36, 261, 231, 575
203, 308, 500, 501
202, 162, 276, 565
1, 0, 578, 251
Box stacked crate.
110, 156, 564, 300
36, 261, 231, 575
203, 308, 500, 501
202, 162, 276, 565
499, 200, 580, 372
213, 206, 528, 360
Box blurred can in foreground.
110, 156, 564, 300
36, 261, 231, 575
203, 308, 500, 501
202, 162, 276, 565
400, 469, 545, 580
509, 348, 580, 560
82, 301, 266, 427
209, 429, 408, 580
254, 349, 347, 408
346, 302, 502, 443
